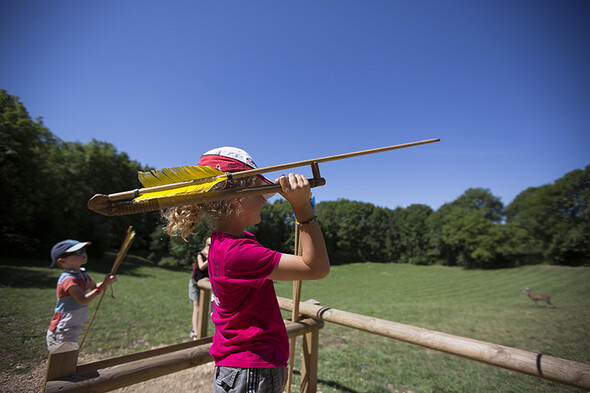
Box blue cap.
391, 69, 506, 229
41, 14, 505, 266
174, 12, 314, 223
49, 240, 91, 268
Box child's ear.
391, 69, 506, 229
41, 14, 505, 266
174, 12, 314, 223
56, 258, 65, 268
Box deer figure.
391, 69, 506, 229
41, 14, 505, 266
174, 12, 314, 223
523, 288, 555, 308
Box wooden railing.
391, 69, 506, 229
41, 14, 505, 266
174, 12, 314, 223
44, 279, 323, 393
44, 317, 323, 393
45, 279, 590, 392
276, 297, 590, 391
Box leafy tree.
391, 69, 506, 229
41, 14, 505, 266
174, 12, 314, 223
1, 90, 60, 254
545, 166, 589, 265
504, 186, 550, 264
363, 204, 396, 262
0, 90, 157, 257
428, 188, 507, 268
316, 199, 393, 264
248, 199, 296, 253
507, 166, 590, 265
392, 204, 434, 265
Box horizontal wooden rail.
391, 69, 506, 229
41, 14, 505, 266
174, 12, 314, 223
75, 336, 213, 375
46, 343, 213, 393
45, 318, 323, 393
277, 297, 590, 390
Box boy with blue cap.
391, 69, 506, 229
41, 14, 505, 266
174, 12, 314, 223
46, 240, 116, 351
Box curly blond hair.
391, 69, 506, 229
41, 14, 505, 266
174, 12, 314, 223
162, 176, 258, 240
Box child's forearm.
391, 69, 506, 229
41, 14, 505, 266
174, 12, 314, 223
197, 255, 208, 270
69, 283, 107, 306
81, 277, 114, 304
294, 206, 330, 279
78, 284, 106, 304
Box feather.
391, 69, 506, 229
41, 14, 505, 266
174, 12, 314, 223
135, 165, 227, 201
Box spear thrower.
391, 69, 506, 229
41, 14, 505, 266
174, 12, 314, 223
87, 138, 440, 216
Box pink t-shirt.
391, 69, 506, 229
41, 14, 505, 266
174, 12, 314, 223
208, 231, 288, 368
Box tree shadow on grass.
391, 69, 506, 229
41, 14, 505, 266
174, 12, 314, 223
291, 369, 360, 393
0, 253, 155, 289
0, 265, 57, 289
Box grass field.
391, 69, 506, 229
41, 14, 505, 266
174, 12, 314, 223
1, 254, 589, 392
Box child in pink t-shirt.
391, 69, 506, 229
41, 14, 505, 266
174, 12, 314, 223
163, 147, 330, 393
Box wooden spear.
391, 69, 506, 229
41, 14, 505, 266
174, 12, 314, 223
79, 227, 136, 349
88, 138, 440, 216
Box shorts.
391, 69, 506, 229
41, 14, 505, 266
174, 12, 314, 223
189, 278, 200, 302
214, 366, 287, 393
46, 325, 81, 351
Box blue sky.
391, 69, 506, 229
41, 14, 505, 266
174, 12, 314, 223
2, 1, 589, 210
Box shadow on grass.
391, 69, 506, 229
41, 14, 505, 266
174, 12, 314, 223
291, 369, 360, 393
0, 252, 161, 289
0, 265, 57, 289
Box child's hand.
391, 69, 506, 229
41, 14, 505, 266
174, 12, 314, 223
102, 274, 116, 287
277, 173, 314, 219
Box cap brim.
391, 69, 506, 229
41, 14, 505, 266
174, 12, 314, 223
66, 241, 91, 253
257, 175, 276, 200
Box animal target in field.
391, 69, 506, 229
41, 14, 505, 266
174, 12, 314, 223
523, 287, 555, 308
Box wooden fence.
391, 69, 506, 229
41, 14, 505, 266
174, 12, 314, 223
44, 318, 323, 393
45, 279, 590, 392
276, 297, 590, 390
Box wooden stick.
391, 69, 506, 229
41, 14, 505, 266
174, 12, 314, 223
88, 138, 439, 216
79, 227, 135, 349
286, 220, 304, 393
88, 178, 325, 216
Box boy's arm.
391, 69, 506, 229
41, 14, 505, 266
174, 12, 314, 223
67, 275, 116, 306
269, 174, 330, 281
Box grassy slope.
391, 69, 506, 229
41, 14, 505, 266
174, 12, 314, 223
1, 256, 588, 392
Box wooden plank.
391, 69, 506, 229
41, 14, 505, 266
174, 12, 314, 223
45, 342, 79, 380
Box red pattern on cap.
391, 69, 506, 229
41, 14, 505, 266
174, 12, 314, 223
198, 155, 254, 172
198, 154, 272, 185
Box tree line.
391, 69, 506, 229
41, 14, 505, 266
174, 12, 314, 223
2, 89, 588, 268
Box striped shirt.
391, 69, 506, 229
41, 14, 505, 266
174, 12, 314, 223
48, 269, 92, 331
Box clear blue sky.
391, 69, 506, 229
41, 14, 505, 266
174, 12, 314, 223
2, 1, 589, 210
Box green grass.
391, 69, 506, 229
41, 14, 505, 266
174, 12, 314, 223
1, 256, 589, 392
275, 263, 590, 393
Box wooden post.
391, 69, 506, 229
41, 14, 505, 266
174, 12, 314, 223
287, 213, 305, 393
300, 325, 319, 393
196, 278, 211, 338
43, 342, 79, 391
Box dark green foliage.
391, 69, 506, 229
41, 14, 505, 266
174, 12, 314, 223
506, 166, 590, 266
0, 89, 157, 258
427, 189, 509, 269
391, 204, 433, 265
248, 199, 296, 254
316, 199, 394, 264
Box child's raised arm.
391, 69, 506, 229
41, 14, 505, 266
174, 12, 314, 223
197, 252, 208, 271
67, 275, 116, 306
269, 173, 330, 281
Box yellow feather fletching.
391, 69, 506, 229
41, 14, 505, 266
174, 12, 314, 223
135, 165, 227, 201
